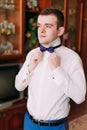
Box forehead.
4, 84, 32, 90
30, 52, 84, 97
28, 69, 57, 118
38, 14, 57, 24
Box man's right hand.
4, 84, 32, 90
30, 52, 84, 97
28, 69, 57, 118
28, 50, 43, 73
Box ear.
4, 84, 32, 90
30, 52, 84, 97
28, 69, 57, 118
57, 27, 65, 36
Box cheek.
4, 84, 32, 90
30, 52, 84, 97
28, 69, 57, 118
48, 30, 58, 39
37, 29, 40, 34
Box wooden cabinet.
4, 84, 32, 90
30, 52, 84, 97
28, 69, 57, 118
81, 0, 87, 81
0, 100, 27, 130
0, 0, 26, 63
51, 0, 83, 54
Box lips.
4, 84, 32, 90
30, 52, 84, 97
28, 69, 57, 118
39, 35, 46, 38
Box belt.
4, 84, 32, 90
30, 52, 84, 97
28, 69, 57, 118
28, 112, 67, 126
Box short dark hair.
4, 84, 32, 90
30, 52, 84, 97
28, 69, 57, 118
39, 8, 64, 28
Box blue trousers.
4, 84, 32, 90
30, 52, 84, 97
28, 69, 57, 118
24, 112, 69, 130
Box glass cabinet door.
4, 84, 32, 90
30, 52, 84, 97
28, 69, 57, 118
0, 0, 25, 62
51, 0, 64, 12
51, 0, 83, 53
65, 0, 83, 53
66, 0, 78, 50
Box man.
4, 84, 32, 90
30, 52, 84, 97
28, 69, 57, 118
15, 9, 86, 130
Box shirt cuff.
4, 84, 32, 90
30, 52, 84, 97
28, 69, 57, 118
22, 69, 33, 84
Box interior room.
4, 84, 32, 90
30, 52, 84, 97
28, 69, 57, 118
0, 0, 87, 130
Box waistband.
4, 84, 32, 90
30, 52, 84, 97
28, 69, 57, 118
27, 112, 67, 126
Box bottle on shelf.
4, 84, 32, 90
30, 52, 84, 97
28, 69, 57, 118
0, 20, 15, 35
0, 0, 15, 10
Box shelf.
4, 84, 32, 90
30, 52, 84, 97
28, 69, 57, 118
0, 53, 23, 60
26, 9, 40, 14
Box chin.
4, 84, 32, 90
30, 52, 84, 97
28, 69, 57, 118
39, 37, 46, 42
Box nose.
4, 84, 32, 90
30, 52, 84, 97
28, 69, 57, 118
40, 26, 46, 33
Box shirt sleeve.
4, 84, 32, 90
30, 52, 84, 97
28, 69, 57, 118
15, 52, 32, 91
50, 56, 86, 104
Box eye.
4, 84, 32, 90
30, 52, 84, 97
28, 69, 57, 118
46, 24, 52, 28
37, 24, 41, 28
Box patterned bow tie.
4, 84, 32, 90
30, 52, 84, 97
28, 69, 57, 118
40, 44, 62, 53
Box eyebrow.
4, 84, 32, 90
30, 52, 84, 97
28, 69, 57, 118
45, 23, 53, 26
37, 23, 53, 26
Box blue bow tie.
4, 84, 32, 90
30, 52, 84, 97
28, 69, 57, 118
40, 44, 62, 53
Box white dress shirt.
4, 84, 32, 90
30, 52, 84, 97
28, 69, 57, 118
15, 38, 86, 120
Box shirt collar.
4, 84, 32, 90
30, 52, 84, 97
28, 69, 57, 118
40, 38, 61, 48
50, 38, 61, 47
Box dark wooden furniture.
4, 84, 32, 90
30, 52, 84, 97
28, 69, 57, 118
0, 100, 27, 130
81, 0, 87, 81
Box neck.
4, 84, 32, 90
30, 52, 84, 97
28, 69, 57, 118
40, 38, 61, 48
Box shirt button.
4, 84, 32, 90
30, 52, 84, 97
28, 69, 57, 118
52, 76, 55, 79
26, 73, 28, 75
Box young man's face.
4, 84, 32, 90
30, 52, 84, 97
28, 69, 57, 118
37, 14, 59, 47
